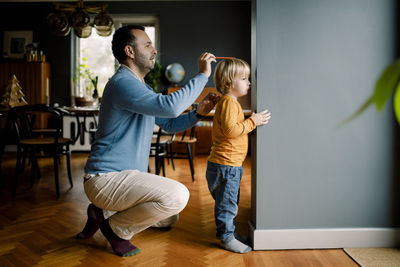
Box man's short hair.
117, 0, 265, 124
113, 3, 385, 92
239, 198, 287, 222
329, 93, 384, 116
112, 25, 145, 63
214, 58, 250, 95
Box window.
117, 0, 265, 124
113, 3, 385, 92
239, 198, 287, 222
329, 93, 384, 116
74, 15, 159, 99
76, 31, 114, 98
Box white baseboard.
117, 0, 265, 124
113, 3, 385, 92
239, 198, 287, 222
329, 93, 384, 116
249, 223, 400, 250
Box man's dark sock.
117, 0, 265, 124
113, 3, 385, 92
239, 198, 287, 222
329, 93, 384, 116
76, 203, 104, 239
100, 219, 141, 257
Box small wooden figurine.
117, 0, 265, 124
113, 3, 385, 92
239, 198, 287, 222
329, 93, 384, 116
1, 75, 28, 108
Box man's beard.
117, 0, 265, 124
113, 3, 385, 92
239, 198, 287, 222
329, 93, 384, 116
134, 48, 154, 73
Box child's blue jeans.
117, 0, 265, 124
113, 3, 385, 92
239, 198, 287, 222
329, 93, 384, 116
206, 161, 243, 243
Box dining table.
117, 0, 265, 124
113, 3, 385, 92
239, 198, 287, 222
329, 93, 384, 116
63, 105, 100, 132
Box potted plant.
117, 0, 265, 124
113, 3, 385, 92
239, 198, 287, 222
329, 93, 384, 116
74, 49, 99, 106
145, 60, 164, 93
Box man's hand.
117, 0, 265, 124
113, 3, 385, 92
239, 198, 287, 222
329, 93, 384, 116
198, 52, 217, 78
252, 109, 271, 126
196, 93, 220, 116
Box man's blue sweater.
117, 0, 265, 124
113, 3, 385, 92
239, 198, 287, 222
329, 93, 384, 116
84, 66, 208, 174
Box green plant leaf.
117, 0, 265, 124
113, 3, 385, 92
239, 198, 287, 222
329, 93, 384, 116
373, 60, 400, 111
145, 60, 163, 93
393, 82, 400, 124
338, 96, 373, 127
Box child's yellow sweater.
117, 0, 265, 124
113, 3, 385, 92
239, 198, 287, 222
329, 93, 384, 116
208, 94, 256, 167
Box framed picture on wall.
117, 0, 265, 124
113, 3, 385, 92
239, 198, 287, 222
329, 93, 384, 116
2, 31, 33, 59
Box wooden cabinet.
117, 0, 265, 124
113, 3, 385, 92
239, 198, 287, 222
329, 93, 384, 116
0, 62, 50, 106
0, 62, 51, 128
167, 87, 218, 155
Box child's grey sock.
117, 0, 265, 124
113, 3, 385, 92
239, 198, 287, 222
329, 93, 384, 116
234, 232, 250, 245
220, 237, 252, 253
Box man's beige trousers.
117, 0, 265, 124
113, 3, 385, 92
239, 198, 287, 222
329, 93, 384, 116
83, 169, 189, 240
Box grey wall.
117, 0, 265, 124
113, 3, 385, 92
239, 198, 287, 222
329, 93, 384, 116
0, 1, 251, 106
253, 0, 400, 230
108, 1, 251, 88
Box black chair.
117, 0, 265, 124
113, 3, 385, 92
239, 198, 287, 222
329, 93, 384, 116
0, 112, 8, 188
149, 127, 175, 176
167, 126, 197, 182
80, 111, 98, 144
87, 113, 98, 143
8, 104, 80, 198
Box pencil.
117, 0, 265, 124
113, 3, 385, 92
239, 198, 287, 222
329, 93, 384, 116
215, 57, 236, 59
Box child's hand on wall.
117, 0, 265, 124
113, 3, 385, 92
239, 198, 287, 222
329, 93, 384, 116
252, 109, 271, 126
198, 52, 217, 77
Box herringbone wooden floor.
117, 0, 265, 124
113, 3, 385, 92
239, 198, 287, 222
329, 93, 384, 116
0, 153, 357, 266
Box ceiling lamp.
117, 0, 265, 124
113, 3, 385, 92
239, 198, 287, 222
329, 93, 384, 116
94, 9, 114, 37
47, 10, 70, 36
47, 0, 114, 38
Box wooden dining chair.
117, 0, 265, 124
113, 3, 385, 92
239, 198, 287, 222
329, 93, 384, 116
0, 112, 8, 188
80, 112, 98, 144
149, 127, 175, 176
167, 126, 197, 182
8, 104, 80, 198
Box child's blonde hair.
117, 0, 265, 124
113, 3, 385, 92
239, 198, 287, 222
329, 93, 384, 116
213, 58, 250, 95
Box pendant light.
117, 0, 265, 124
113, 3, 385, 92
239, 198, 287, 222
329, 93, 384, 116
94, 9, 114, 37
47, 0, 113, 38
47, 9, 70, 36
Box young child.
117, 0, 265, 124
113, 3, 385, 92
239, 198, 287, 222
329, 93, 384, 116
206, 58, 271, 253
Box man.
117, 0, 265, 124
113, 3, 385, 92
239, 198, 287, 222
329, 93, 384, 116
75, 25, 219, 257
